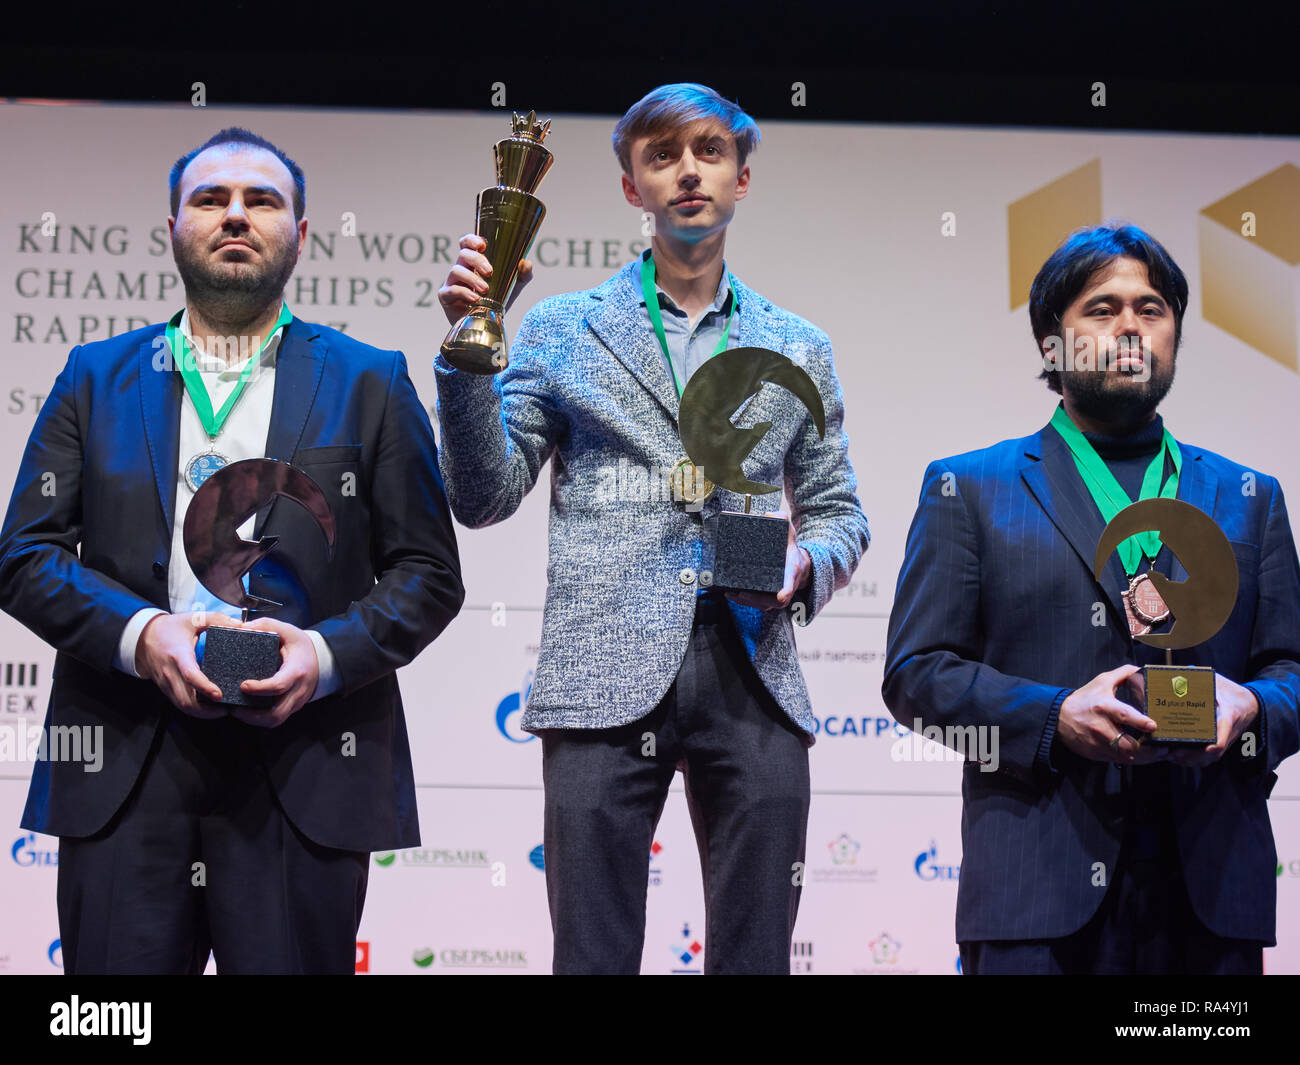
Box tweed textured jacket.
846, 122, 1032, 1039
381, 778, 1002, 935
434, 257, 869, 734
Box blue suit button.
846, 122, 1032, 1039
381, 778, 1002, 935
152, 561, 166, 579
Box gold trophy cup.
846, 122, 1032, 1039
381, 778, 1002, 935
440, 110, 554, 375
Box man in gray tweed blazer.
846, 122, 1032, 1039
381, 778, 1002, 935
436, 84, 869, 973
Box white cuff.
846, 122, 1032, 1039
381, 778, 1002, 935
306, 628, 341, 701
115, 608, 168, 677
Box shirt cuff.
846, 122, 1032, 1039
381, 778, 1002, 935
115, 607, 168, 677
307, 629, 341, 701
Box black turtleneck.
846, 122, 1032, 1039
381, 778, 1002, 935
1081, 413, 1166, 501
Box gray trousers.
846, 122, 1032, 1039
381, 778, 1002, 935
540, 590, 811, 974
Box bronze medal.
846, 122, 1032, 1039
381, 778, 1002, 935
1122, 572, 1170, 637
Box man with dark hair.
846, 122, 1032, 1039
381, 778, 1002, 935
169, 126, 307, 220
436, 83, 869, 973
882, 222, 1300, 974
0, 130, 464, 973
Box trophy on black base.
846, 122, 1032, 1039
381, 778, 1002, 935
183, 458, 336, 707
1093, 497, 1240, 744
676, 347, 826, 594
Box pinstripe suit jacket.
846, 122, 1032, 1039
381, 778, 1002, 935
434, 258, 869, 734
882, 417, 1300, 943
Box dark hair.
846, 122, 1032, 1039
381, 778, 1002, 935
1030, 222, 1188, 393
612, 83, 760, 174
169, 127, 305, 220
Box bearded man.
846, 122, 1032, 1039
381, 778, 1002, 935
0, 128, 464, 974
883, 223, 1300, 974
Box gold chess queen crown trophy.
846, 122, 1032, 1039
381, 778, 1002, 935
440, 110, 554, 375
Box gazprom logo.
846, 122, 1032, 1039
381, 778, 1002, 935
495, 672, 535, 744
1172, 675, 1189, 698
11, 833, 57, 867
914, 841, 960, 882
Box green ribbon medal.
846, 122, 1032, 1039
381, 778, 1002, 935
1050, 404, 1183, 635
166, 302, 293, 490
640, 250, 737, 399
640, 251, 737, 506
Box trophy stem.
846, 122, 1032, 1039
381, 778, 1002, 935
744, 494, 753, 515
1166, 648, 1173, 666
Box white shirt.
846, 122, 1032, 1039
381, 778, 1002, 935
113, 306, 339, 700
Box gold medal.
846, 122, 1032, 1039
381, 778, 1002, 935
670, 456, 714, 505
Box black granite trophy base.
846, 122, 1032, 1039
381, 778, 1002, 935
203, 627, 282, 708
713, 511, 789, 593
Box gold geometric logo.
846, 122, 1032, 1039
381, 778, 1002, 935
1200, 163, 1300, 372
1172, 675, 1189, 698
1007, 159, 1102, 310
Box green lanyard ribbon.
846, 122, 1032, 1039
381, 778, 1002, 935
1050, 405, 1182, 576
640, 250, 737, 399
165, 302, 293, 438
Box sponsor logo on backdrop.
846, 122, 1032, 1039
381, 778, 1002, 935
914, 841, 961, 882
0, 662, 40, 715
355, 941, 369, 974
809, 714, 908, 740
48, 937, 62, 969
373, 847, 491, 869
791, 940, 813, 974
1277, 859, 1300, 878
411, 947, 528, 970
649, 840, 664, 888
528, 845, 545, 871
849, 931, 921, 975
871, 932, 901, 965
495, 673, 536, 744
11, 832, 57, 867
812, 833, 878, 884
0, 953, 9, 971
670, 921, 704, 974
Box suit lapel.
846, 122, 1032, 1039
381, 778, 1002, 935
585, 261, 681, 422
256, 318, 324, 538
139, 330, 183, 543
1168, 448, 1217, 584
1021, 423, 1130, 626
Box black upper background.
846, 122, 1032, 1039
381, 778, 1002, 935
3, 1, 1299, 134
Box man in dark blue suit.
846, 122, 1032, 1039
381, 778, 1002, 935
883, 223, 1300, 974
0, 129, 464, 973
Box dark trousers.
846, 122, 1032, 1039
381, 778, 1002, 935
57, 710, 368, 975
960, 813, 1265, 975
541, 590, 811, 974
